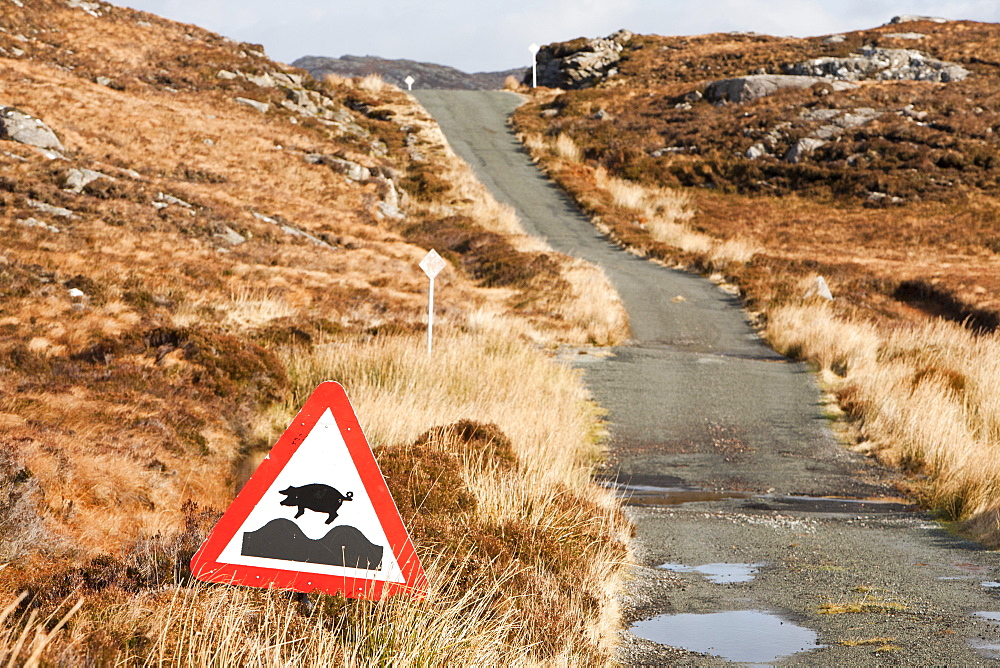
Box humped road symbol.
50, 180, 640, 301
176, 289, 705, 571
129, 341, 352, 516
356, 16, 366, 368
241, 481, 383, 570
280, 483, 353, 524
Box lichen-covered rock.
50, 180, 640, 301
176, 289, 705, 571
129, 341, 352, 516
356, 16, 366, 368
704, 75, 856, 104
889, 15, 948, 25
529, 30, 633, 89
0, 106, 64, 151
788, 47, 969, 83
785, 137, 827, 163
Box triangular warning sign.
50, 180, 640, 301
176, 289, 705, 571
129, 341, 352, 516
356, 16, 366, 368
190, 381, 427, 600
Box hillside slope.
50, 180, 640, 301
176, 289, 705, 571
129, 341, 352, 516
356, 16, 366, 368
0, 1, 628, 663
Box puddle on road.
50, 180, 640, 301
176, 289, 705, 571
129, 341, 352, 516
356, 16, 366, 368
968, 612, 1000, 658
604, 481, 915, 514
630, 609, 823, 664
603, 482, 751, 506
983, 581, 1000, 589
969, 640, 1000, 659
974, 612, 1000, 623
658, 562, 764, 584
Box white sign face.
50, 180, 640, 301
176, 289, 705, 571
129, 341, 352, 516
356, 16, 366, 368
529, 43, 540, 55
404, 75, 415, 87
419, 249, 446, 279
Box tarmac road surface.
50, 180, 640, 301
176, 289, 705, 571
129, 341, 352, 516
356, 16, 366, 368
416, 89, 1000, 666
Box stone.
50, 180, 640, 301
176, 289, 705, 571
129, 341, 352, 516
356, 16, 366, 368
889, 15, 948, 24
214, 225, 246, 245
252, 212, 335, 249
592, 109, 614, 121
0, 107, 65, 151
824, 34, 847, 44
804, 276, 834, 300
784, 137, 827, 163
234, 97, 269, 113
788, 47, 968, 83
27, 198, 76, 218
217, 70, 239, 80
245, 73, 275, 88
704, 75, 855, 104
746, 143, 768, 160
884, 32, 926, 40
17, 217, 60, 233
64, 168, 108, 193
375, 201, 405, 220
66, 0, 101, 17
306, 154, 371, 182
157, 192, 194, 208
95, 76, 113, 87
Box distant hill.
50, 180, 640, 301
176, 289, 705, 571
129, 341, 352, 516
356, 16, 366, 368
292, 54, 524, 90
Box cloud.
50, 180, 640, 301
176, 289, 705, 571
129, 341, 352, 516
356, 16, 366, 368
117, 0, 1000, 72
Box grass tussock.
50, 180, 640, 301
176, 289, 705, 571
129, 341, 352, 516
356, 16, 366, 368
767, 301, 1000, 536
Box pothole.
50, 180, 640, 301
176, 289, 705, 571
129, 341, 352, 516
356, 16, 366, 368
604, 480, 915, 514
602, 481, 750, 506
629, 609, 823, 663
658, 562, 764, 584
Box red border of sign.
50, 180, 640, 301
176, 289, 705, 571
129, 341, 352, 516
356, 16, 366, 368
190, 381, 427, 600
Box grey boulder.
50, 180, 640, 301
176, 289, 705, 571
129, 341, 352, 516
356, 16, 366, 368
0, 107, 65, 151
704, 75, 855, 104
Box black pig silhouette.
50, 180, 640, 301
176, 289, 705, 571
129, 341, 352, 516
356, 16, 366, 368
279, 484, 353, 524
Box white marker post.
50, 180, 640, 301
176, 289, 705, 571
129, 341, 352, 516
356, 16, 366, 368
529, 43, 540, 88
404, 75, 415, 91
419, 249, 446, 355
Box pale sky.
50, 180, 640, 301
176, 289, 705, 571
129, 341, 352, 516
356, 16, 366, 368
116, 1, 1000, 73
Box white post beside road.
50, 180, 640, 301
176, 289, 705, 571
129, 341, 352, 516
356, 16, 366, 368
529, 43, 540, 88
404, 75, 415, 91
419, 249, 446, 355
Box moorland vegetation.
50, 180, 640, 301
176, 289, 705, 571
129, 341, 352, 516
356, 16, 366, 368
0, 1, 629, 664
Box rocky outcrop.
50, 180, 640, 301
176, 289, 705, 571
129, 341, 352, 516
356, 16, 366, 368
889, 15, 948, 25
704, 75, 855, 104
0, 106, 64, 151
745, 107, 884, 163
788, 47, 969, 83
293, 55, 522, 91
221, 68, 369, 138
529, 30, 633, 89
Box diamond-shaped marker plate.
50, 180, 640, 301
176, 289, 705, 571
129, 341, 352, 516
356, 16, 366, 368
419, 249, 445, 279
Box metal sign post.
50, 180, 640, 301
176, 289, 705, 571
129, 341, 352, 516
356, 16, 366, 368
529, 43, 540, 88
419, 249, 446, 355
404, 75, 415, 91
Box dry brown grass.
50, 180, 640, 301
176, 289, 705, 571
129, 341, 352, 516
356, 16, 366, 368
767, 302, 1000, 529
